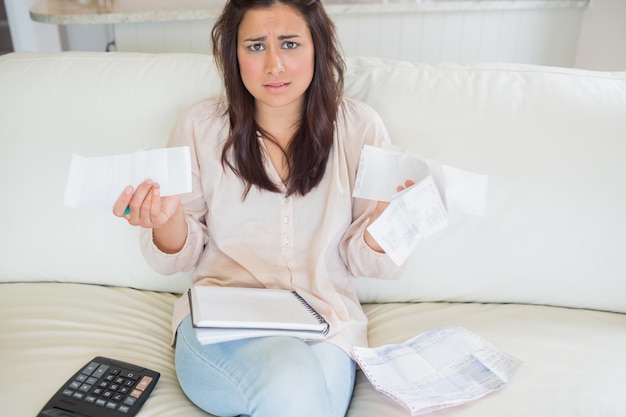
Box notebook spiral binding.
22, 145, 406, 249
292, 291, 330, 335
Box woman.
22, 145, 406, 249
114, 0, 409, 415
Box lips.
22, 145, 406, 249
264, 81, 290, 90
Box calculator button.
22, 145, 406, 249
121, 371, 139, 380
95, 398, 107, 407
119, 405, 130, 413
123, 396, 136, 406
81, 361, 100, 375
136, 375, 153, 391
92, 364, 110, 378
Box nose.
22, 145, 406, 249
265, 48, 284, 75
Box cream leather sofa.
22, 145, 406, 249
1, 52, 625, 417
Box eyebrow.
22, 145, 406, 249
243, 34, 301, 42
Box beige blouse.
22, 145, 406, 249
141, 97, 404, 355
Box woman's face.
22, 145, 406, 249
237, 4, 315, 115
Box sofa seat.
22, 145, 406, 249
2, 282, 624, 417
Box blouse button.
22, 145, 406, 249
283, 216, 289, 224
283, 236, 290, 245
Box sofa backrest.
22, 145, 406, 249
1, 53, 625, 313
0, 53, 216, 292
347, 58, 626, 314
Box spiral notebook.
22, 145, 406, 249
188, 286, 330, 345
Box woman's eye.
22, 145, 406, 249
282, 41, 298, 50
248, 43, 265, 52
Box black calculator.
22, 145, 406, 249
37, 356, 160, 417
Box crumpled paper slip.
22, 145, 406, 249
64, 146, 192, 211
353, 144, 488, 216
356, 144, 488, 265
354, 144, 431, 202
353, 326, 522, 416
366, 175, 448, 266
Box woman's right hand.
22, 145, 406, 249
113, 180, 187, 254
113, 179, 180, 228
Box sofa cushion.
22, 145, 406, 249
0, 53, 215, 292
0, 283, 206, 416
1, 283, 625, 417
355, 302, 626, 417
347, 59, 626, 314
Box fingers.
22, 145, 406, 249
112, 185, 134, 218
112, 179, 159, 226
365, 179, 416, 253
374, 179, 415, 217
137, 182, 155, 223
396, 179, 415, 192
141, 184, 172, 228
129, 180, 159, 226
149, 185, 163, 222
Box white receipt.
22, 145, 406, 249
442, 164, 488, 217
353, 144, 488, 216
354, 145, 431, 202
356, 144, 488, 265
353, 326, 522, 416
64, 146, 192, 211
367, 176, 448, 266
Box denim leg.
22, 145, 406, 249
175, 315, 356, 417
307, 340, 356, 414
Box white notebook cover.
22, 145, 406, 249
189, 286, 329, 334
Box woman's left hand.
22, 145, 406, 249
364, 179, 415, 253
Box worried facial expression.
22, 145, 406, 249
237, 4, 315, 115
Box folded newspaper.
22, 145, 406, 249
353, 326, 522, 416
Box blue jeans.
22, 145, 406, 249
175, 315, 356, 417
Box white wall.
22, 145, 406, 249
331, 8, 584, 67
4, 0, 61, 52
60, 24, 113, 52
575, 0, 626, 70
5, 0, 626, 70
115, 6, 586, 68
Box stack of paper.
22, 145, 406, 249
353, 326, 522, 416
188, 286, 330, 345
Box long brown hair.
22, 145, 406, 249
212, 0, 345, 197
